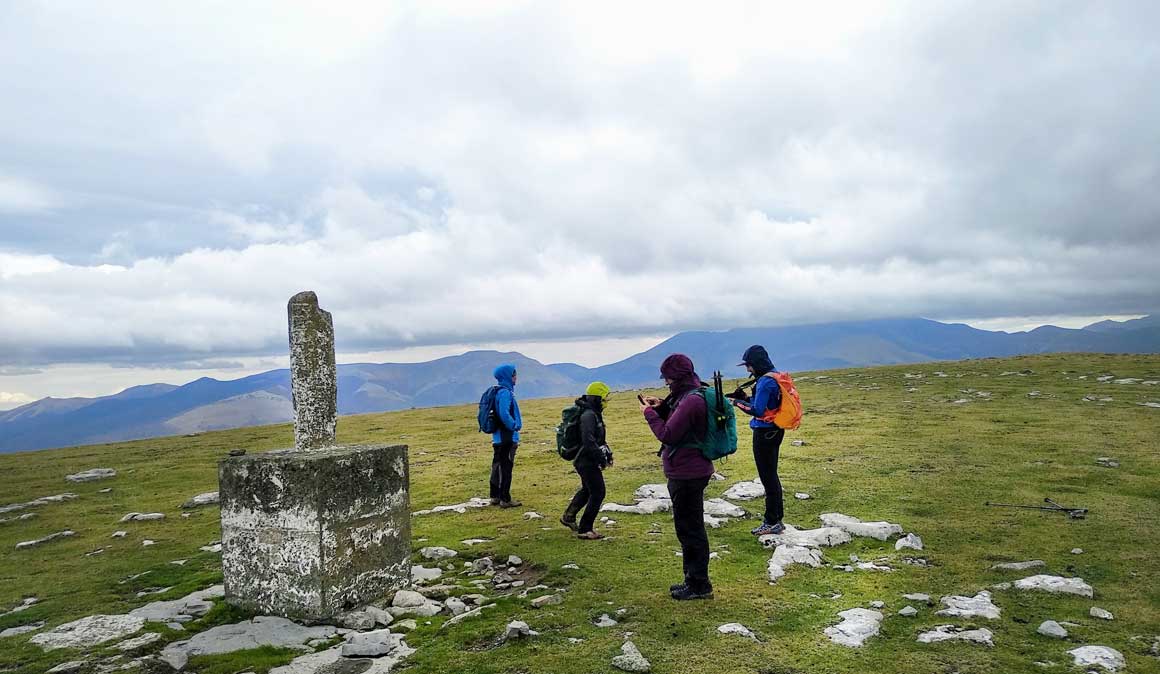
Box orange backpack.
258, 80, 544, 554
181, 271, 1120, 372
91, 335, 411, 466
757, 371, 803, 430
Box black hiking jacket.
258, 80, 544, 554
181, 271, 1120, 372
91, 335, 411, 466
574, 395, 608, 469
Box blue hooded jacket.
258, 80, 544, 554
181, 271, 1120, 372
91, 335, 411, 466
491, 364, 522, 443
737, 345, 782, 429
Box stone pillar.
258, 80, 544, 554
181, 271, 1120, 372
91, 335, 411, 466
288, 291, 337, 450
218, 291, 411, 621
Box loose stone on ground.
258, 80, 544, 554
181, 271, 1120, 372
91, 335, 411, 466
180, 492, 219, 508
612, 641, 651, 672
717, 623, 757, 640
819, 513, 903, 540
65, 469, 117, 483
936, 591, 1001, 620
1038, 620, 1068, 638
159, 616, 339, 670
30, 615, 147, 651
990, 560, 1045, 571
917, 625, 994, 646
1008, 575, 1094, 597
1068, 646, 1126, 672
824, 608, 883, 647
15, 530, 75, 550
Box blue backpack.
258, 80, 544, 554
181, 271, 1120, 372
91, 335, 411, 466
477, 386, 501, 433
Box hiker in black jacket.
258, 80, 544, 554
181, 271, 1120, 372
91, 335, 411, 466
561, 382, 613, 539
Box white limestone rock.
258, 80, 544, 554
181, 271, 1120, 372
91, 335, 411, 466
420, 546, 457, 560
46, 661, 87, 673
273, 639, 414, 674
66, 468, 117, 483
895, 533, 923, 551
502, 620, 539, 640
1011, 575, 1093, 597
522, 511, 543, 520
180, 492, 219, 509
1038, 620, 1068, 638
898, 606, 918, 617
767, 544, 823, 583
412, 497, 491, 516
601, 498, 671, 515
444, 597, 468, 616
1090, 607, 1114, 620
1071, 548, 1084, 554
717, 623, 757, 640
507, 555, 523, 566
128, 585, 223, 623
936, 591, 1001, 620
594, 613, 618, 627
411, 565, 443, 584
917, 625, 994, 646
119, 513, 165, 522
612, 640, 651, 672
991, 560, 1045, 571
159, 617, 338, 670
115, 632, 161, 652
339, 611, 376, 630
341, 629, 405, 657
722, 480, 764, 501
440, 603, 495, 629
1, 621, 45, 638
824, 608, 883, 647
1067, 646, 1125, 672
460, 538, 491, 546
531, 594, 563, 608
633, 484, 670, 500
15, 530, 75, 550
30, 615, 147, 651
902, 593, 930, 602
794, 493, 811, 500
819, 513, 903, 541
703, 499, 746, 518
759, 524, 852, 549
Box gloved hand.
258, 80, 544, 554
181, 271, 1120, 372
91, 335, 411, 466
601, 445, 614, 467
727, 387, 750, 401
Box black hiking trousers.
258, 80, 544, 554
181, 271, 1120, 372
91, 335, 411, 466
753, 426, 785, 524
489, 437, 516, 502
566, 462, 606, 533
668, 475, 712, 592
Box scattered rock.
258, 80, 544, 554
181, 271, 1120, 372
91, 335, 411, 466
66, 468, 117, 483
1090, 607, 1114, 620
1067, 646, 1125, 672
119, 513, 165, 522
612, 640, 651, 673
1038, 620, 1068, 638
767, 544, 823, 583
341, 628, 405, 656
1095, 457, 1120, 468
991, 560, 1045, 571
128, 585, 223, 623
898, 606, 918, 617
180, 492, 219, 509
824, 608, 883, 647
819, 513, 903, 540
115, 632, 162, 652
601, 498, 671, 515
903, 593, 930, 602
531, 594, 563, 608
1, 621, 46, 638
711, 472, 726, 481
141, 540, 155, 547
30, 615, 147, 651
722, 480, 765, 501
502, 620, 538, 640
1071, 548, 1083, 555
199, 542, 221, 553
469, 557, 494, 574
391, 619, 417, 631
158, 616, 338, 670
411, 565, 442, 584
634, 484, 670, 500
790, 439, 807, 447
460, 538, 491, 546
917, 625, 994, 646
1010, 575, 1093, 597
703, 499, 746, 518
717, 623, 757, 640
15, 530, 76, 550
412, 497, 492, 516
869, 601, 885, 609
794, 492, 811, 500
507, 555, 523, 566
936, 591, 1001, 620
561, 563, 580, 570
522, 512, 543, 520
273, 637, 415, 674
594, 614, 618, 627
895, 533, 923, 551
440, 603, 495, 629
46, 661, 87, 673
339, 610, 376, 630
419, 546, 457, 560
759, 524, 852, 549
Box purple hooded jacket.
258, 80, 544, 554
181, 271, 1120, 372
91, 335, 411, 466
642, 354, 714, 480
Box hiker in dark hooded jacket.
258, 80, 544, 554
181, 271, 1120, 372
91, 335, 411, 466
561, 382, 613, 539
640, 353, 714, 600
731, 345, 785, 535
489, 364, 523, 508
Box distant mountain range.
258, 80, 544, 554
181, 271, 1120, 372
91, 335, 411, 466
3, 315, 1158, 453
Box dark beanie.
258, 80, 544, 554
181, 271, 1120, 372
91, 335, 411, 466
739, 345, 774, 376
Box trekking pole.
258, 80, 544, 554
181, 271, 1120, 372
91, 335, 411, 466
1044, 497, 1088, 519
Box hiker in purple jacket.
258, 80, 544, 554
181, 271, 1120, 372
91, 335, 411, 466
640, 353, 714, 600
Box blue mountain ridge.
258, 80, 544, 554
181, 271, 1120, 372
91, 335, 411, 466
1, 316, 1157, 453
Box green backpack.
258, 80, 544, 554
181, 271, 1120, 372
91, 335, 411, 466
555, 405, 583, 460
691, 371, 738, 461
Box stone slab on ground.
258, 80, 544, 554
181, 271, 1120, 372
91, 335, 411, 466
341, 629, 406, 656
990, 560, 1045, 571
767, 544, 823, 583
0, 621, 45, 638
612, 640, 651, 672
824, 608, 883, 647
160, 616, 339, 670
413, 498, 491, 516
180, 492, 219, 509
759, 524, 852, 549
271, 639, 415, 674
15, 530, 75, 550
936, 591, 1001, 620
601, 498, 671, 515
66, 469, 117, 483
1010, 575, 1094, 597
129, 585, 223, 622
30, 615, 146, 651
218, 443, 410, 620
917, 625, 994, 646
1067, 645, 1125, 672
633, 484, 669, 500
895, 533, 923, 551
819, 513, 903, 540
1038, 620, 1068, 638
722, 480, 764, 501
717, 623, 757, 640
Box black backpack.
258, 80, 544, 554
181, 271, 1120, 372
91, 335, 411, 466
477, 386, 501, 433
555, 405, 583, 460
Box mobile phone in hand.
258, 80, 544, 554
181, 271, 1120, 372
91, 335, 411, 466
637, 394, 647, 405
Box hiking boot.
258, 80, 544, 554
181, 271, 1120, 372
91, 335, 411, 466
576, 531, 604, 540
671, 585, 713, 601
751, 521, 785, 536
499, 499, 522, 509
488, 497, 501, 506
669, 582, 687, 593
560, 515, 578, 531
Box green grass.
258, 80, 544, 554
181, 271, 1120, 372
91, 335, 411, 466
2, 353, 1159, 673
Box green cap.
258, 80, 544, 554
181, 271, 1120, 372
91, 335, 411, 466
585, 381, 611, 400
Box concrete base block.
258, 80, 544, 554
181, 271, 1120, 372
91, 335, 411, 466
219, 444, 410, 620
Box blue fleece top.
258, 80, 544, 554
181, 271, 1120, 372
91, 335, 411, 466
742, 371, 783, 429
491, 364, 522, 443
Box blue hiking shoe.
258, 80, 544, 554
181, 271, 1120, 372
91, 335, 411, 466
751, 521, 785, 536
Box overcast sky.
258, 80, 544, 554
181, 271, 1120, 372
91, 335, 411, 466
1, 1, 1158, 407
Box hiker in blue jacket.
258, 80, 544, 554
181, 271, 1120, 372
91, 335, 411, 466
731, 345, 785, 536
489, 364, 523, 508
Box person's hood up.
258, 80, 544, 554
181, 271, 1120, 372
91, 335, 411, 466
493, 364, 517, 389
660, 353, 701, 395
738, 345, 775, 376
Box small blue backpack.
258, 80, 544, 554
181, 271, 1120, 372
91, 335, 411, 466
477, 385, 501, 433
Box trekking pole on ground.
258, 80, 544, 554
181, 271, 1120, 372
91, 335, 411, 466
985, 498, 1088, 519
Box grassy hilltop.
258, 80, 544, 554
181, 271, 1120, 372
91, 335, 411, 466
1, 353, 1159, 674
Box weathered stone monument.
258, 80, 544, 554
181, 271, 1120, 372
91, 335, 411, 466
218, 291, 410, 620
